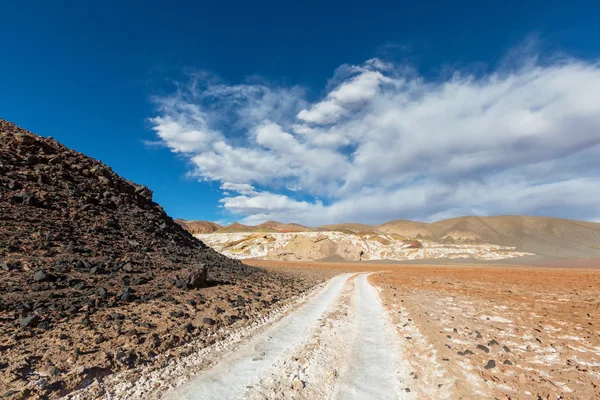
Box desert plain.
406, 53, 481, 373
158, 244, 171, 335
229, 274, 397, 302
244, 259, 600, 399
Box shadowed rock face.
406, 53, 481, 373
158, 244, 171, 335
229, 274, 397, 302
0, 119, 323, 399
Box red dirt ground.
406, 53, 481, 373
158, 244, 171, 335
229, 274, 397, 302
247, 259, 600, 399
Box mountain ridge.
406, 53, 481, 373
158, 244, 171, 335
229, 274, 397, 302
177, 215, 600, 259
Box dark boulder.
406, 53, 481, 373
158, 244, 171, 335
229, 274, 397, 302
476, 344, 490, 353
117, 287, 135, 302
20, 315, 40, 328
186, 263, 207, 289
6, 179, 22, 190
1, 262, 21, 272
12, 192, 41, 207
33, 270, 55, 282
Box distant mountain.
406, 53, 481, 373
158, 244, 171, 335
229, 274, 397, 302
174, 219, 222, 234
258, 221, 312, 232
318, 222, 375, 234
176, 220, 311, 233
179, 216, 600, 259
219, 222, 263, 232
353, 216, 600, 258
374, 220, 434, 238
428, 216, 600, 258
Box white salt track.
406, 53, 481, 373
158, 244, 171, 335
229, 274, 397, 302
162, 273, 414, 400
332, 274, 414, 400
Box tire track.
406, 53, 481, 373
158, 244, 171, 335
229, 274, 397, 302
332, 274, 415, 400
162, 273, 414, 399
243, 274, 358, 399
163, 273, 352, 400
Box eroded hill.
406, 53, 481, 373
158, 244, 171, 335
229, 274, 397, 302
178, 216, 600, 261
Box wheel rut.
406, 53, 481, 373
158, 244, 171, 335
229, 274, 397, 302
332, 274, 415, 400
162, 272, 412, 399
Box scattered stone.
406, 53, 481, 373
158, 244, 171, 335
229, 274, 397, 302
503, 360, 513, 365
503, 345, 511, 353
33, 270, 54, 282
488, 339, 499, 346
1, 262, 20, 272
20, 315, 40, 328
186, 264, 207, 289
203, 317, 216, 326
6, 179, 22, 190
117, 287, 135, 302
132, 277, 148, 285
476, 345, 490, 353
291, 378, 306, 391
12, 192, 40, 207
484, 360, 496, 369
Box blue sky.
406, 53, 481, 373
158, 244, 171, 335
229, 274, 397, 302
2, 1, 600, 225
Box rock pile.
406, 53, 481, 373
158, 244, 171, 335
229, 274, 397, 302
0, 119, 321, 399
0, 119, 246, 317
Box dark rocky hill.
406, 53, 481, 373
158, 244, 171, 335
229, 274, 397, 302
0, 119, 244, 277
0, 119, 321, 399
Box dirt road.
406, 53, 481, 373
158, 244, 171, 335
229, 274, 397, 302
163, 273, 415, 399
85, 262, 599, 399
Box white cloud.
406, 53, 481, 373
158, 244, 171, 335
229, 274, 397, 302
151, 53, 600, 225
220, 182, 257, 195
297, 68, 392, 124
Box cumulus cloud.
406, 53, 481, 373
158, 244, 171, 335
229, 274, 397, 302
150, 53, 600, 225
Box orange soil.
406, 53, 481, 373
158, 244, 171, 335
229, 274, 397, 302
247, 260, 600, 399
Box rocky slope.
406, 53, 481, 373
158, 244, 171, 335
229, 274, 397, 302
0, 119, 323, 399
